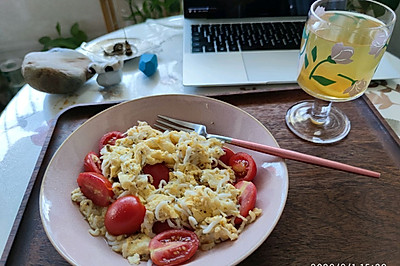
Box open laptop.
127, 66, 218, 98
182, 0, 400, 87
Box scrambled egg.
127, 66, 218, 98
71, 121, 262, 264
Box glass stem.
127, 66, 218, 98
310, 99, 332, 125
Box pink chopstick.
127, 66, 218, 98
227, 138, 380, 178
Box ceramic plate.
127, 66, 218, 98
39, 94, 288, 265
80, 38, 157, 61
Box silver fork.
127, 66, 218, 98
154, 115, 379, 178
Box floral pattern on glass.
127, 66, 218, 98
369, 31, 389, 58
343, 79, 368, 97
305, 42, 354, 87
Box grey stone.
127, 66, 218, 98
22, 48, 94, 94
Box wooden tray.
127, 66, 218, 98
2, 90, 400, 265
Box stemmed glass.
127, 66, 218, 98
286, 0, 396, 143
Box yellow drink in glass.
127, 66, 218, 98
297, 11, 389, 102
286, 0, 395, 144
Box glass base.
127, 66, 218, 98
285, 100, 351, 144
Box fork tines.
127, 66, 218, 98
154, 115, 195, 133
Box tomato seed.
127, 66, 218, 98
232, 162, 247, 173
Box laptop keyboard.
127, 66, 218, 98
191, 21, 304, 53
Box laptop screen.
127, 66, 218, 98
184, 0, 314, 18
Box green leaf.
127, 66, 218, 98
38, 21, 88, 50
70, 23, 80, 37
56, 22, 61, 36
142, 1, 152, 18
312, 75, 336, 86
166, 0, 181, 13
48, 38, 78, 49
304, 54, 309, 69
311, 46, 317, 62
73, 31, 88, 45
152, 1, 163, 16
169, 1, 181, 13
39, 36, 51, 45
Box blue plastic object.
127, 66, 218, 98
139, 53, 158, 77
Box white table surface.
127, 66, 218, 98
1, 15, 400, 258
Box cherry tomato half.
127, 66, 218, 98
142, 163, 170, 188
219, 146, 235, 166
83, 151, 102, 174
234, 180, 257, 225
229, 152, 257, 182
99, 131, 124, 152
77, 172, 114, 207
105, 195, 146, 235
149, 229, 199, 266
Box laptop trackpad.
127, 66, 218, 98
183, 53, 248, 86
242, 51, 299, 83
